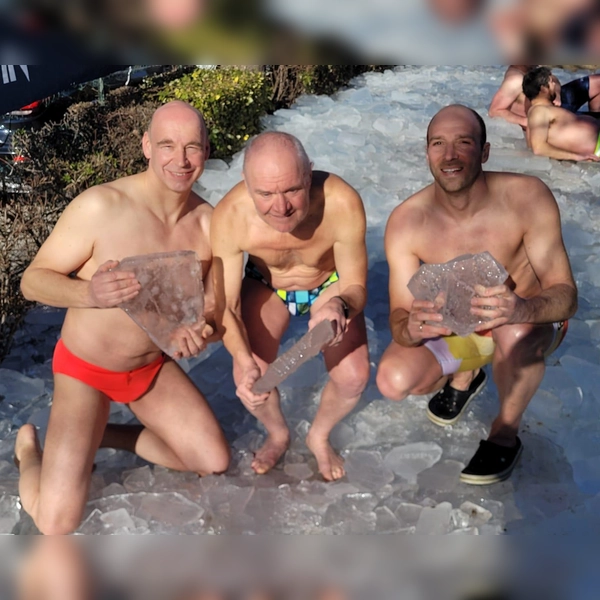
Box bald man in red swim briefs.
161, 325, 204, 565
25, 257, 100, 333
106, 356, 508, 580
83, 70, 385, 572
16, 101, 229, 535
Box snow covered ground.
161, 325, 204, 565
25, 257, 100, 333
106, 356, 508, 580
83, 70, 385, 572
2, 65, 600, 536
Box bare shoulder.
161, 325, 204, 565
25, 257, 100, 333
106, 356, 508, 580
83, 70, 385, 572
488, 171, 557, 210
213, 180, 248, 222
62, 177, 131, 221
318, 171, 364, 223
386, 186, 431, 235
527, 103, 551, 121
318, 171, 361, 203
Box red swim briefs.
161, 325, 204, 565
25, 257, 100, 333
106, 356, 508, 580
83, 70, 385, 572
52, 338, 165, 403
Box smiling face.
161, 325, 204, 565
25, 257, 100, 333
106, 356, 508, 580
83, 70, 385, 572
143, 101, 209, 194
243, 138, 312, 234
426, 105, 489, 195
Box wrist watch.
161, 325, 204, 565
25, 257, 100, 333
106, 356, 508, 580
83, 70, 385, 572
332, 295, 350, 318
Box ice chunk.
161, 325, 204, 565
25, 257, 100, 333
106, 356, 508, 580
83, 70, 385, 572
0, 369, 45, 405
383, 442, 443, 483
252, 320, 334, 394
415, 501, 453, 534
133, 492, 204, 527
460, 501, 493, 526
284, 463, 314, 480
408, 252, 508, 336
0, 495, 21, 534
344, 450, 395, 489
374, 506, 402, 533
114, 251, 204, 358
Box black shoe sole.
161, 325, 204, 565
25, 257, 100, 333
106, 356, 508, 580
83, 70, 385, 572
459, 442, 523, 485
426, 372, 487, 427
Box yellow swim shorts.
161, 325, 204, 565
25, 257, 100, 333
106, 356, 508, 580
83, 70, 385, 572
424, 321, 568, 376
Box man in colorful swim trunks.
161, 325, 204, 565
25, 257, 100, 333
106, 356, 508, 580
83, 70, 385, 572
15, 101, 229, 534
524, 66, 600, 161
211, 131, 369, 481
376, 104, 578, 484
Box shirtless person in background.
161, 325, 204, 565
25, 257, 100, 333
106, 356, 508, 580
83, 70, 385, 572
16, 101, 229, 535
490, 64, 600, 133
212, 132, 369, 481
376, 104, 577, 484
524, 66, 600, 161
488, 65, 530, 129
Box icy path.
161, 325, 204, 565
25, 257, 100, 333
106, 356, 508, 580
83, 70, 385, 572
2, 66, 600, 534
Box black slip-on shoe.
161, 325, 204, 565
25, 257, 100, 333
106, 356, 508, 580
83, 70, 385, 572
460, 436, 523, 485
426, 369, 487, 426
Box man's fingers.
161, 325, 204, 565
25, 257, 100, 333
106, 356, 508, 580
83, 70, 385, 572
98, 260, 119, 272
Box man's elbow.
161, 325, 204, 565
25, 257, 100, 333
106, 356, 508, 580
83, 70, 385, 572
530, 144, 546, 157
20, 269, 37, 301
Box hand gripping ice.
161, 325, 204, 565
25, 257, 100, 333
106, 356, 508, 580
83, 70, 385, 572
112, 251, 205, 358
251, 320, 335, 395
407, 251, 508, 336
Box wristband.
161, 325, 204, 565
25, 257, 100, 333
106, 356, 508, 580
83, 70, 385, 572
331, 295, 350, 319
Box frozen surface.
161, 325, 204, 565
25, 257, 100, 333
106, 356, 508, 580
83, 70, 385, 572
408, 251, 509, 335
252, 320, 334, 394
2, 66, 600, 537
114, 251, 204, 358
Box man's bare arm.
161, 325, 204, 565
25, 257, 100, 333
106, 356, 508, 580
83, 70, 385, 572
514, 180, 577, 322
489, 78, 528, 128
473, 178, 577, 327
528, 107, 599, 161
210, 196, 255, 364
21, 189, 139, 308
329, 179, 368, 317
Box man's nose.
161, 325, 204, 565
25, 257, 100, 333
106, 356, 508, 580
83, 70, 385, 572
175, 147, 190, 166
273, 193, 289, 212
444, 143, 458, 159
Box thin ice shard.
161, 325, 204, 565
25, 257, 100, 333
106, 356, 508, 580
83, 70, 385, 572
114, 251, 204, 358
252, 320, 335, 394
407, 251, 508, 336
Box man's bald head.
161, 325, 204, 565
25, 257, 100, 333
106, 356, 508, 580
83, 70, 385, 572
243, 131, 312, 182
147, 101, 208, 142
427, 104, 487, 149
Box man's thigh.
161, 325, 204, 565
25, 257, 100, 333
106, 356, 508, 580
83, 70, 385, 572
241, 277, 291, 365
38, 374, 111, 522
129, 359, 227, 454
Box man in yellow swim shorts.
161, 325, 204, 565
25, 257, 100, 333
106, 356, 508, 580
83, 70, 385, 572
376, 104, 578, 485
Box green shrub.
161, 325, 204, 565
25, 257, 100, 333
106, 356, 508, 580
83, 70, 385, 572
157, 67, 271, 158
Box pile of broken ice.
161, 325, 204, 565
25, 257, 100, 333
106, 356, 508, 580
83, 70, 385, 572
2, 66, 600, 535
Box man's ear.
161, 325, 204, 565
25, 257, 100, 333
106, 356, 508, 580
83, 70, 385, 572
205, 138, 211, 161
481, 142, 491, 164
142, 131, 151, 160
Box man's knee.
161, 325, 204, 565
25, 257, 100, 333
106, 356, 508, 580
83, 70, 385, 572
207, 444, 231, 475
331, 356, 370, 397
36, 509, 83, 536
493, 323, 550, 360
188, 441, 230, 476
376, 361, 411, 401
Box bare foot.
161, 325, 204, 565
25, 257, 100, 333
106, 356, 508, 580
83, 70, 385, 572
14, 424, 42, 470
251, 434, 290, 474
306, 433, 345, 481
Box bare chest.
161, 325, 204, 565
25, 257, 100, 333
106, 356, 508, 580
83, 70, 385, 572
84, 213, 211, 277
415, 216, 526, 271
245, 230, 334, 270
